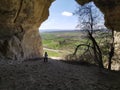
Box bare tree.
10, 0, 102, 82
106, 17, 115, 70
74, 2, 104, 68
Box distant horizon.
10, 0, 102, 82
39, 28, 108, 32
40, 29, 77, 31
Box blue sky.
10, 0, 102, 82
39, 0, 79, 30
39, 0, 106, 30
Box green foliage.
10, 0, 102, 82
41, 31, 87, 50
41, 30, 111, 62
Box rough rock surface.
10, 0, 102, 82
0, 0, 53, 60
112, 31, 120, 70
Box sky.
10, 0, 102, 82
39, 0, 79, 30
39, 0, 106, 30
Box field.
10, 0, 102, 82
40, 30, 111, 59
41, 30, 86, 58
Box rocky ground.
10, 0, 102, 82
0, 59, 120, 90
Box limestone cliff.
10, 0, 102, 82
0, 0, 54, 60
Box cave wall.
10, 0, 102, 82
0, 0, 54, 60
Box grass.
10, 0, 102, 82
40, 30, 112, 60
41, 31, 86, 50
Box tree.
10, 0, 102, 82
74, 2, 104, 68
107, 18, 115, 70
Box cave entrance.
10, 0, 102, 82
39, 0, 78, 59
39, 0, 108, 60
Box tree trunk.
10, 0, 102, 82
108, 28, 114, 70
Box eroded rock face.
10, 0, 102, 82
0, 0, 53, 60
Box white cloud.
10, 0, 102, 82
61, 11, 73, 16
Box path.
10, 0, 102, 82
43, 48, 63, 52
0, 59, 120, 90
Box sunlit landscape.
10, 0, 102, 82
40, 29, 112, 66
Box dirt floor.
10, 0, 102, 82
0, 59, 120, 90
